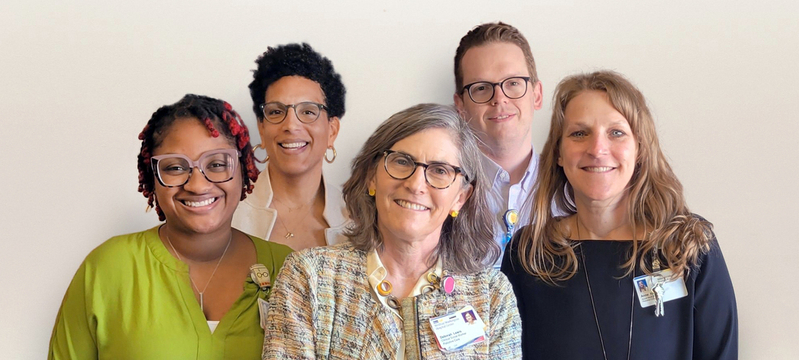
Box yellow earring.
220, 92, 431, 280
368, 189, 376, 196
450, 210, 459, 218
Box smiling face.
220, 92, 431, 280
454, 42, 542, 153
259, 75, 340, 178
153, 118, 242, 235
558, 90, 638, 208
369, 128, 471, 246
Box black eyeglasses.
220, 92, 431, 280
382, 150, 468, 189
260, 101, 328, 124
461, 76, 531, 104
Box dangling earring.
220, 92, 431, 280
325, 146, 337, 163
450, 210, 459, 218
252, 144, 269, 164
368, 188, 376, 197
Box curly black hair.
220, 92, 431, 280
137, 94, 259, 221
249, 43, 346, 121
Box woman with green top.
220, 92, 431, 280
48, 94, 292, 359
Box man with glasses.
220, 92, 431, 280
453, 22, 544, 267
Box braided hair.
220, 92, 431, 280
137, 94, 259, 221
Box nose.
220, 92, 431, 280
491, 83, 509, 105
403, 165, 428, 194
280, 107, 304, 131
183, 167, 213, 193
587, 134, 609, 157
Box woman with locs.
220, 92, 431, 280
49, 95, 292, 359
502, 71, 738, 359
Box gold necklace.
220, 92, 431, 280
272, 195, 316, 239
164, 227, 232, 312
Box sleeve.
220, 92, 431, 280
262, 251, 317, 360
692, 238, 738, 359
500, 233, 527, 323
48, 261, 98, 360
488, 271, 523, 360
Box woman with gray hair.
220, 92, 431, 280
263, 103, 522, 359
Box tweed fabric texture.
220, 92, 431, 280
263, 243, 522, 359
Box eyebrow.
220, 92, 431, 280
392, 150, 456, 166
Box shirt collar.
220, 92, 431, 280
479, 147, 539, 191
366, 249, 443, 315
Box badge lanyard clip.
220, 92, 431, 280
502, 209, 519, 246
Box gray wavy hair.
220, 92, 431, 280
342, 103, 498, 273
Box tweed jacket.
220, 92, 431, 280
263, 243, 522, 359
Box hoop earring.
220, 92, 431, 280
325, 146, 337, 163
252, 143, 269, 164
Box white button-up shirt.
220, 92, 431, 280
479, 149, 539, 268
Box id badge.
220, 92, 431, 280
257, 298, 270, 329
633, 269, 688, 307
428, 305, 487, 352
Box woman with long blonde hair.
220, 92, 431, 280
502, 71, 737, 359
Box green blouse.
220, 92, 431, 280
49, 226, 292, 360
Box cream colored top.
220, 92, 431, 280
366, 250, 443, 360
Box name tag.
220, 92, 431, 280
428, 305, 487, 352
633, 269, 688, 308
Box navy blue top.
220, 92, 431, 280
501, 228, 738, 360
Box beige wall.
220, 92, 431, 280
2, 0, 797, 358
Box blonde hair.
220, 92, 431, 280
342, 104, 499, 273
516, 70, 713, 283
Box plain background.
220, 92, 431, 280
1, 0, 797, 358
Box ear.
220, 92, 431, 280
453, 93, 467, 119
257, 120, 269, 147
451, 182, 473, 213
368, 172, 377, 196
327, 116, 341, 146
532, 80, 544, 110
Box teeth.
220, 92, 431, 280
396, 200, 428, 211
280, 142, 308, 149
495, 114, 510, 120
585, 167, 613, 173
184, 198, 216, 207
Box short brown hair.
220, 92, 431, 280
342, 104, 499, 273
454, 22, 539, 91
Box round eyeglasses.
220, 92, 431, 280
382, 150, 468, 190
150, 149, 240, 187
461, 76, 531, 104
260, 101, 328, 124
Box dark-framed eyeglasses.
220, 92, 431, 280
382, 150, 468, 190
260, 101, 328, 124
150, 149, 240, 187
461, 76, 531, 104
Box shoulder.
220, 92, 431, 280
322, 175, 350, 228
283, 243, 364, 272
84, 228, 156, 267
458, 268, 514, 297
249, 234, 293, 268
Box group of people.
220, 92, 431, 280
48, 22, 738, 360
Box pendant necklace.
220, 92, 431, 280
272, 195, 316, 239
164, 228, 232, 312
576, 216, 635, 360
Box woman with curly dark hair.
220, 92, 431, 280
232, 43, 350, 251
502, 71, 737, 359
49, 95, 292, 359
